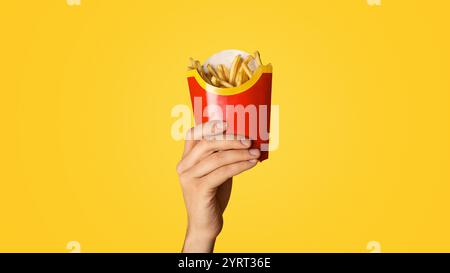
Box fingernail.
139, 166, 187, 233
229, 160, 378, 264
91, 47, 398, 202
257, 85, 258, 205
249, 159, 258, 163
241, 139, 251, 146
249, 148, 260, 156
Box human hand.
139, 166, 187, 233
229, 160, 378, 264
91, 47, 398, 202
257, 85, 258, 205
177, 120, 260, 252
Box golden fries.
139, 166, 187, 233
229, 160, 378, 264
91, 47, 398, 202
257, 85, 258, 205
222, 65, 230, 82
216, 64, 228, 82
243, 55, 254, 65
229, 55, 242, 86
188, 51, 264, 88
235, 69, 242, 87
206, 64, 219, 79
242, 62, 253, 79
219, 79, 234, 88
187, 57, 196, 70
254, 51, 262, 66
211, 76, 220, 87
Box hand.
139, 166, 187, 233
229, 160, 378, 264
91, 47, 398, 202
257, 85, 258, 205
177, 120, 260, 253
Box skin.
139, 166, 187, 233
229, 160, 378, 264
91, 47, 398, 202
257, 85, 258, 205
177, 120, 260, 253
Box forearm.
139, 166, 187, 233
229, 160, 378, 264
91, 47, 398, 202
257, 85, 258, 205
182, 230, 216, 253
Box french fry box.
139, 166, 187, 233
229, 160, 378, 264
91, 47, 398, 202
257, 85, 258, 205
186, 50, 273, 161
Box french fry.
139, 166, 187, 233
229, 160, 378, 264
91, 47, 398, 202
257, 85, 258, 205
211, 76, 221, 87
223, 65, 230, 81
235, 74, 241, 87
240, 67, 246, 82
198, 65, 212, 85
213, 76, 234, 88
219, 79, 234, 88
243, 55, 254, 65
206, 64, 219, 79
239, 66, 248, 83
242, 62, 253, 79
189, 57, 196, 68
203, 73, 213, 85
229, 55, 242, 85
194, 60, 201, 69
236, 66, 245, 87
216, 64, 228, 81
204, 75, 212, 85
194, 61, 211, 84
188, 51, 263, 88
254, 51, 262, 66
197, 65, 205, 76
187, 57, 197, 70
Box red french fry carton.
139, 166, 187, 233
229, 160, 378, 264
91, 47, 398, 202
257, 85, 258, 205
186, 50, 273, 161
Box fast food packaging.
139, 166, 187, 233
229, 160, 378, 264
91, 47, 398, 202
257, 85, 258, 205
186, 50, 273, 161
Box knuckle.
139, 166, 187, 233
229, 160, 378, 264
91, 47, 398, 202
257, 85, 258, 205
226, 150, 249, 162
218, 140, 234, 150
178, 173, 191, 185
176, 162, 183, 175
198, 139, 211, 150
211, 151, 226, 162
230, 163, 241, 172
219, 164, 233, 177
241, 161, 254, 171
237, 149, 251, 159
230, 161, 248, 173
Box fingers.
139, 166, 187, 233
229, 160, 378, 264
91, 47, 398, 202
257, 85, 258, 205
201, 160, 258, 188
177, 136, 251, 174
182, 120, 227, 158
189, 148, 261, 178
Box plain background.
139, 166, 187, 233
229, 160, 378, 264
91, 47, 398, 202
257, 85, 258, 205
0, 0, 449, 252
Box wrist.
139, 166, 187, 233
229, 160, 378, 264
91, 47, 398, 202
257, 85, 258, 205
182, 229, 217, 253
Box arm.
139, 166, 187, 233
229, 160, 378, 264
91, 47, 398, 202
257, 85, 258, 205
176, 120, 260, 253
